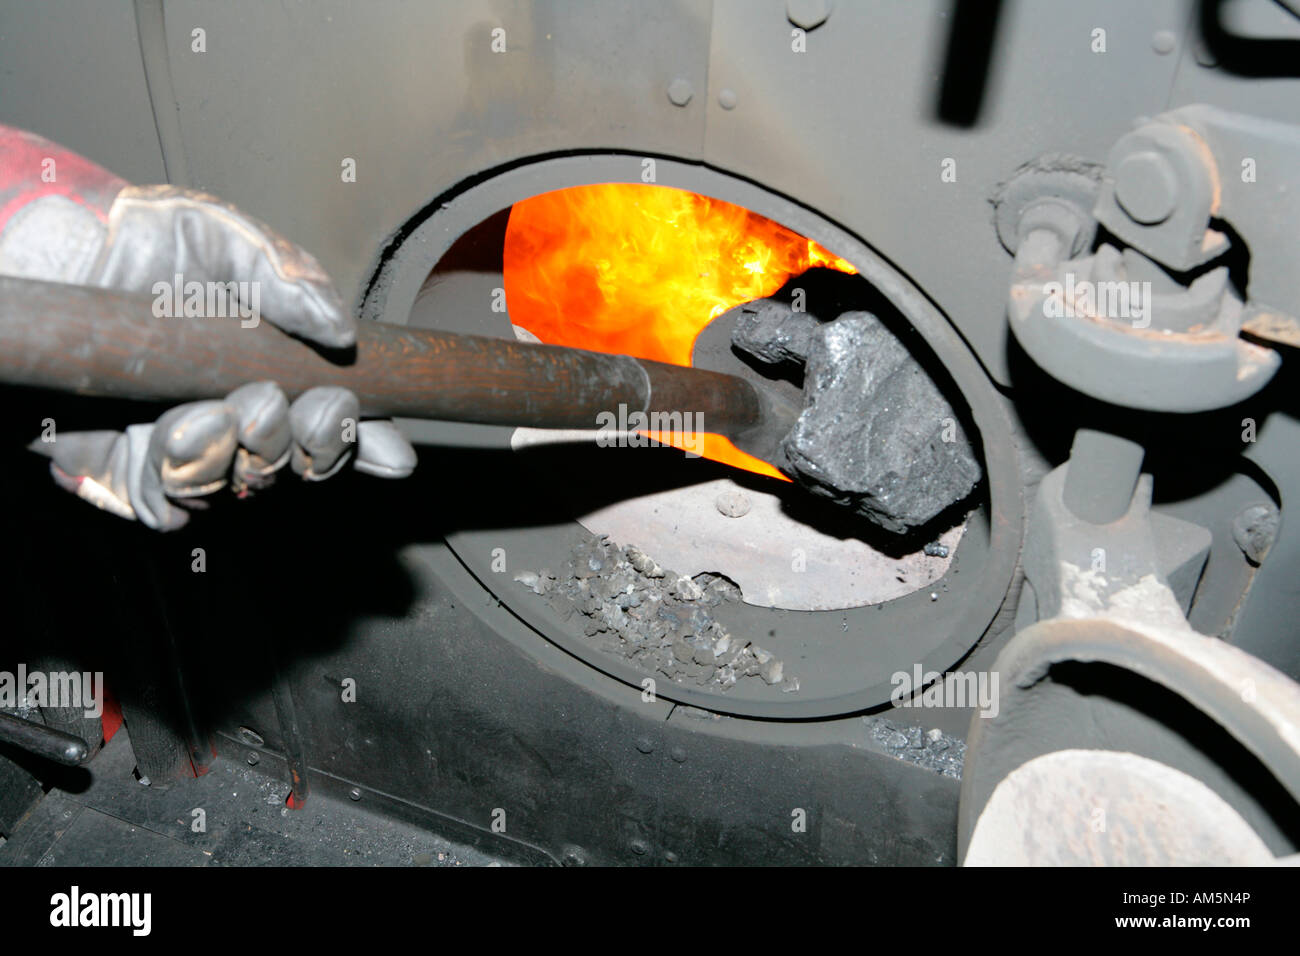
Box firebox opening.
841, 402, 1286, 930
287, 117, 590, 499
414, 181, 983, 615
397, 156, 1015, 714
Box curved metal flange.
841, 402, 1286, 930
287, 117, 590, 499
1008, 251, 1280, 413
966, 749, 1276, 865
958, 616, 1300, 864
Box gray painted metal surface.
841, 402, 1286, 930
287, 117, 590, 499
2, 0, 1298, 865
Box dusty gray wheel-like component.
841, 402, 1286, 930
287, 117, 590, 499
966, 749, 1275, 866
959, 617, 1300, 865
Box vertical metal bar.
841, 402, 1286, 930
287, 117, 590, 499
271, 657, 311, 810
1062, 429, 1145, 524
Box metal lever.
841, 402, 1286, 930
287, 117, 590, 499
0, 711, 90, 766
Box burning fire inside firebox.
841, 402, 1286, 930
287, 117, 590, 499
502, 183, 857, 478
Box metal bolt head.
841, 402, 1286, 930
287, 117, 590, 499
718, 88, 738, 110
1151, 30, 1176, 55
348, 787, 363, 801
1114, 150, 1178, 225
667, 77, 694, 107
630, 839, 649, 856
246, 752, 260, 766
787, 0, 831, 30
635, 737, 654, 754
669, 746, 687, 763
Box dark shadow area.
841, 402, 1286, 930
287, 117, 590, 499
1199, 0, 1300, 77
1092, 217, 1253, 304
933, 0, 1006, 127
0, 383, 424, 788
0, 742, 93, 796
1002, 328, 1288, 505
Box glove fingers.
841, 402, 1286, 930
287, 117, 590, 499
38, 412, 234, 531
354, 420, 417, 478
127, 402, 240, 530
124, 422, 184, 530
148, 401, 240, 498
37, 394, 409, 529
289, 387, 359, 480
226, 382, 292, 490
41, 430, 136, 521
94, 185, 356, 349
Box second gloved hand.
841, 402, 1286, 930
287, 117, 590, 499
40, 383, 415, 530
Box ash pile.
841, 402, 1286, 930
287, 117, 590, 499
514, 535, 798, 694
863, 716, 966, 779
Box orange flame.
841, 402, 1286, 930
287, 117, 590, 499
502, 183, 856, 478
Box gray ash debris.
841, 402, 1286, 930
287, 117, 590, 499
514, 536, 798, 694
863, 716, 965, 778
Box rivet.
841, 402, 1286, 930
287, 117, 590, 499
667, 77, 694, 107
715, 490, 751, 517
787, 0, 831, 30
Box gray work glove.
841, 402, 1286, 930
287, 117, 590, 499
0, 125, 415, 529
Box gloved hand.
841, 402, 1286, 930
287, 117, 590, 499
0, 125, 415, 529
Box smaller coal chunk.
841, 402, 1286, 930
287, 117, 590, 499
730, 299, 820, 367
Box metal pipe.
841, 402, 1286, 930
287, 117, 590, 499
1063, 428, 1145, 525
0, 711, 89, 766
0, 275, 766, 435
